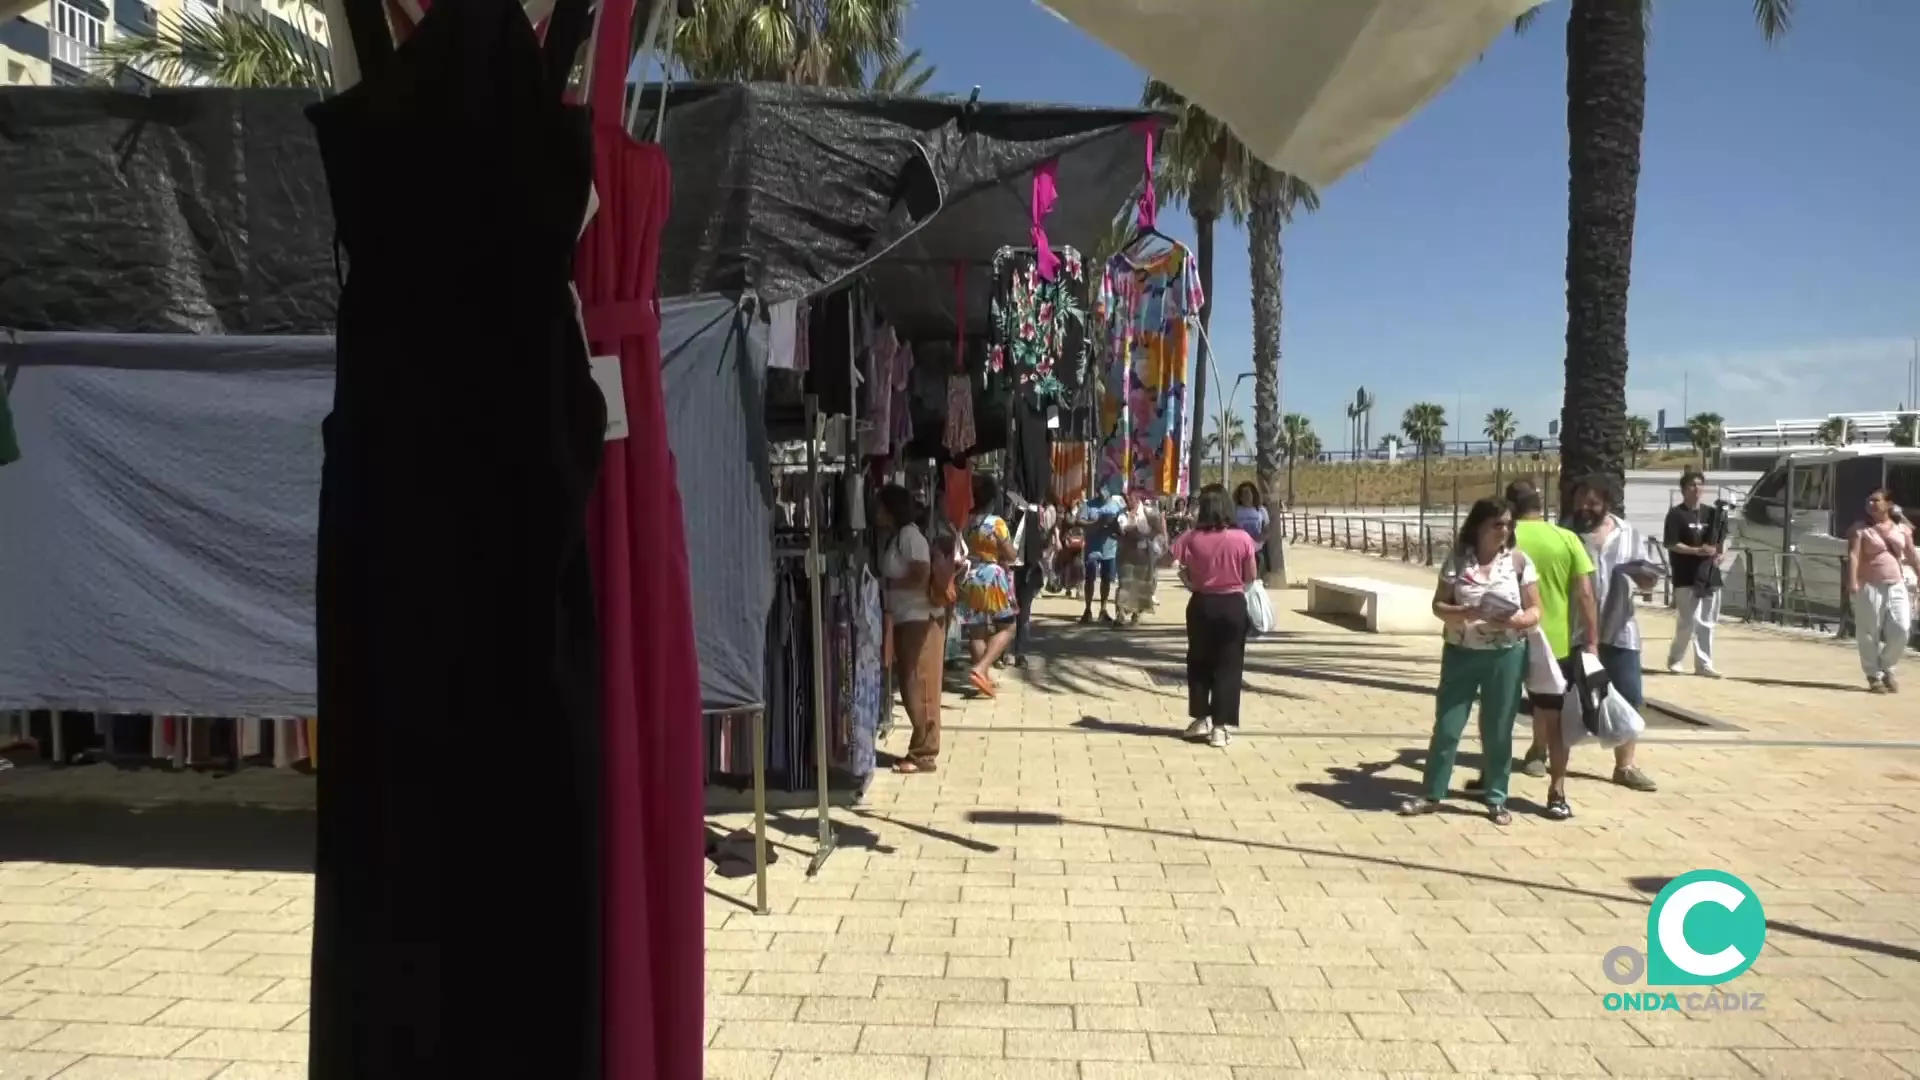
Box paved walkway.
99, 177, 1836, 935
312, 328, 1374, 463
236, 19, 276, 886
2, 543, 1918, 1079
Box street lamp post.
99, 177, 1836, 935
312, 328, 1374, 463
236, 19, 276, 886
1220, 371, 1253, 492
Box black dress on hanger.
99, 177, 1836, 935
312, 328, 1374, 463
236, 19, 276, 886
305, 0, 603, 1076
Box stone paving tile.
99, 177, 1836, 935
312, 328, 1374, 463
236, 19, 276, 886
4, 546, 1920, 1077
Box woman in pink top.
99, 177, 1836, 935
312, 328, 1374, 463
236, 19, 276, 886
1170, 487, 1259, 748
1847, 488, 1920, 692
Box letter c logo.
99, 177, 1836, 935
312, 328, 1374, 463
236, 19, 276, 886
1646, 871, 1767, 987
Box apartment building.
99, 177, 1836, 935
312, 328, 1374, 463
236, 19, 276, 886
1, 0, 328, 87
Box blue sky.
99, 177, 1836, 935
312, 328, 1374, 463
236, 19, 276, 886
906, 0, 1919, 447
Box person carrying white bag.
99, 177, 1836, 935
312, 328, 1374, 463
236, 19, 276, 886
1171, 487, 1261, 750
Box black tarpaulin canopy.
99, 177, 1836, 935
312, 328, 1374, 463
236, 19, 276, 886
642, 82, 1163, 340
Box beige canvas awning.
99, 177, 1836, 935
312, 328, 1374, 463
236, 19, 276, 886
1038, 0, 1539, 188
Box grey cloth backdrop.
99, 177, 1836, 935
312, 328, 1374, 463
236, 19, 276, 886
0, 359, 330, 717
0, 297, 772, 717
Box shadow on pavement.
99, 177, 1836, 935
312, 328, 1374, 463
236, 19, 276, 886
961, 808, 1920, 966
0, 799, 313, 872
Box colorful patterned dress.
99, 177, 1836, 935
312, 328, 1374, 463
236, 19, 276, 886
1095, 248, 1203, 498
989, 245, 1090, 404
957, 514, 1019, 627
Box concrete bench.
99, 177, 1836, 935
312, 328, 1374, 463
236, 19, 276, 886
1306, 575, 1441, 634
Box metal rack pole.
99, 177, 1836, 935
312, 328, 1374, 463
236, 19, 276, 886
804, 394, 837, 877
750, 708, 770, 914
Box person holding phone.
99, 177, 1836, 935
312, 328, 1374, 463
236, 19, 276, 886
1403, 498, 1542, 826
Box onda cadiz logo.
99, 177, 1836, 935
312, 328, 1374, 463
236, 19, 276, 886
1601, 870, 1768, 1014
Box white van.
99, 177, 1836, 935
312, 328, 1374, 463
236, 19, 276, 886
1727, 447, 1920, 619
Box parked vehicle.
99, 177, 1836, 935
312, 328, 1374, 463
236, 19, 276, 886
1728, 447, 1920, 620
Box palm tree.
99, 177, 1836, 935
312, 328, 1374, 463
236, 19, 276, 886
1483, 407, 1518, 492
1893, 414, 1919, 448
1518, 0, 1792, 507
1624, 414, 1653, 468
1816, 416, 1852, 448
1202, 413, 1249, 471
93, 3, 331, 87
1247, 161, 1320, 585
1686, 412, 1725, 469
1142, 81, 1254, 496
1279, 413, 1317, 505
1402, 403, 1447, 530
674, 0, 908, 85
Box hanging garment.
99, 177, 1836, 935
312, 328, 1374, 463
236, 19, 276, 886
943, 374, 975, 454
306, 0, 604, 1075
804, 292, 857, 416
942, 464, 973, 530
862, 324, 898, 457
578, 22, 706, 1080
767, 301, 799, 370
1005, 394, 1052, 510
889, 343, 914, 456
989, 245, 1089, 403
1050, 442, 1088, 506
849, 570, 883, 778
1096, 247, 1203, 497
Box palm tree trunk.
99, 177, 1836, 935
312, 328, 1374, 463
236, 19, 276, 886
1185, 212, 1217, 493
1247, 166, 1287, 586
1560, 0, 1645, 510
1494, 444, 1504, 496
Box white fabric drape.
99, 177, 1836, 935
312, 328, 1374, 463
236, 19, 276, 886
1037, 0, 1540, 188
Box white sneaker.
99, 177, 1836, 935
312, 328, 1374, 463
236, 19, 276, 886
1698, 667, 1723, 679
1208, 727, 1231, 749
1667, 662, 1686, 675
1184, 718, 1212, 738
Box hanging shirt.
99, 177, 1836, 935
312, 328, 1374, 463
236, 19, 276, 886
767, 301, 799, 370
989, 244, 1089, 404
943, 374, 975, 455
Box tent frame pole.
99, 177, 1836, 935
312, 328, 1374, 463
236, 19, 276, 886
804, 394, 838, 877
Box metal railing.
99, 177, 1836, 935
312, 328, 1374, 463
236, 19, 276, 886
1284, 512, 1456, 567
48, 30, 93, 70
1285, 513, 1879, 642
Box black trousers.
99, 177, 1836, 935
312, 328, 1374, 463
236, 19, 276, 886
1013, 564, 1044, 659
1186, 592, 1250, 727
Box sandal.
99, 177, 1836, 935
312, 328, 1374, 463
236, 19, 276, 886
968, 670, 997, 698
1545, 791, 1573, 821
1488, 804, 1512, 827
892, 759, 937, 774
1397, 797, 1441, 816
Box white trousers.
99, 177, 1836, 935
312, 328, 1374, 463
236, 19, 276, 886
1667, 586, 1720, 672
1852, 581, 1911, 680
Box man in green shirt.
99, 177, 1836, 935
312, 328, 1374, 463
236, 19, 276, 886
1477, 480, 1598, 821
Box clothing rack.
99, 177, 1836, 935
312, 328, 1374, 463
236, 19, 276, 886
801, 393, 838, 878
702, 703, 769, 915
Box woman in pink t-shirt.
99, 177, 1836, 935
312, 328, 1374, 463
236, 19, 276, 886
1170, 487, 1259, 748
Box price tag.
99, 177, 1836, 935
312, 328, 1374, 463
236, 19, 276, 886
589, 355, 629, 441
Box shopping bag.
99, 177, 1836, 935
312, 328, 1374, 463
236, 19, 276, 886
1245, 581, 1275, 637
1562, 686, 1644, 749
1523, 627, 1566, 697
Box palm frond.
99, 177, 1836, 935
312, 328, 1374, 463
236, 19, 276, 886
1752, 0, 1794, 42
863, 46, 934, 93
92, 6, 330, 88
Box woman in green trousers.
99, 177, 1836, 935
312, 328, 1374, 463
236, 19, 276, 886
1401, 498, 1542, 826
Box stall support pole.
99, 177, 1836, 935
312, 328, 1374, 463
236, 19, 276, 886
804, 394, 838, 877
750, 707, 770, 915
